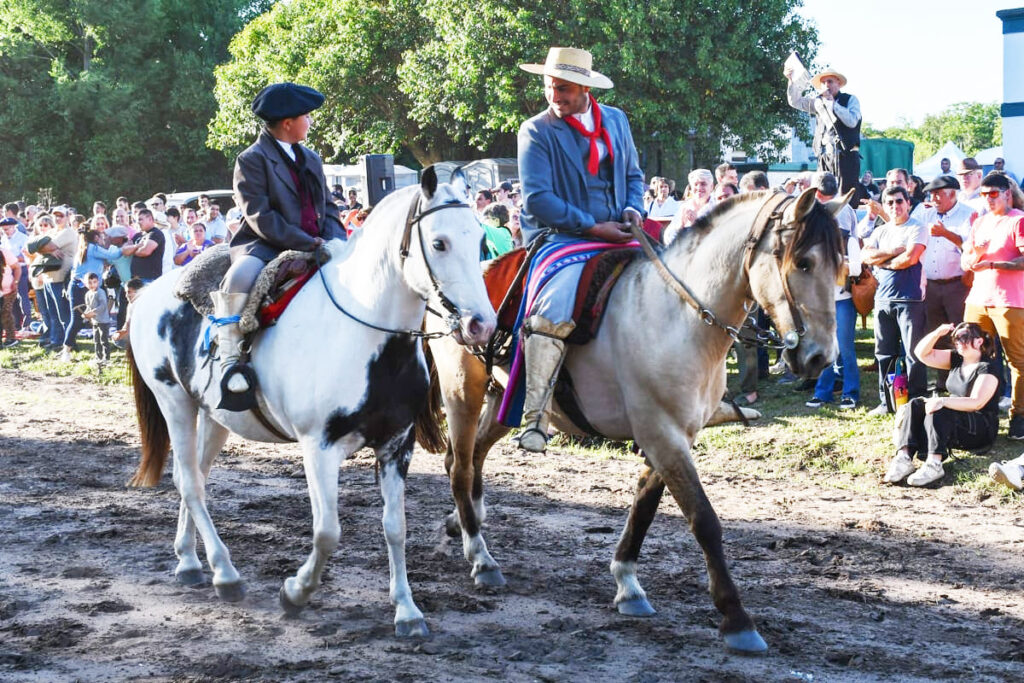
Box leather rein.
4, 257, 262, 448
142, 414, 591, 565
629, 191, 807, 350
316, 194, 470, 340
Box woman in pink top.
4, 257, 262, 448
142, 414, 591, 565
961, 172, 1024, 439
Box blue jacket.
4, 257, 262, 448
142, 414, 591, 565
518, 104, 645, 245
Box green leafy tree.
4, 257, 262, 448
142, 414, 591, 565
210, 0, 818, 169
863, 102, 1002, 162
0, 0, 271, 208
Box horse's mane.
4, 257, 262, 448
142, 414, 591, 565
781, 199, 843, 272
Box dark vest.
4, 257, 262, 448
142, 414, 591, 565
287, 166, 321, 238
813, 91, 861, 154
574, 133, 616, 223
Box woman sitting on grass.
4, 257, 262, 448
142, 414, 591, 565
884, 322, 1001, 487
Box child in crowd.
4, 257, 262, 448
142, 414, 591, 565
112, 277, 143, 348
82, 272, 112, 364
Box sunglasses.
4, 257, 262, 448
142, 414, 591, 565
979, 190, 1004, 199
884, 198, 906, 206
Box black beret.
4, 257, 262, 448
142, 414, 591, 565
923, 175, 960, 193
251, 82, 325, 122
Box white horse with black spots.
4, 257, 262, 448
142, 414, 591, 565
126, 168, 495, 637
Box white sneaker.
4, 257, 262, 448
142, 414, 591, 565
999, 396, 1012, 413
884, 452, 916, 484
989, 455, 1024, 491
58, 348, 73, 362
907, 459, 944, 487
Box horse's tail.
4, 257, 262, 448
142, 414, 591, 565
126, 344, 171, 487
415, 341, 449, 454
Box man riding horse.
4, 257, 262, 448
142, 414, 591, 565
214, 82, 344, 405
516, 47, 646, 452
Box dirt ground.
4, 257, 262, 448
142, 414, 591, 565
2, 368, 1024, 682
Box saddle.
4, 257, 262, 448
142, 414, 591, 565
482, 244, 640, 347
173, 245, 328, 334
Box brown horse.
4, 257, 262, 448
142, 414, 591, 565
418, 188, 848, 654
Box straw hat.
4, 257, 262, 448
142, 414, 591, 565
519, 47, 613, 89
810, 68, 847, 90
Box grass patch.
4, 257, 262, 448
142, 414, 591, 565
1, 336, 129, 386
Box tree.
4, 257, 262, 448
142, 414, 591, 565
0, 0, 272, 209
863, 102, 1002, 163
209, 0, 818, 169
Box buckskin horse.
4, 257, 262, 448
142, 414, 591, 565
127, 168, 495, 637
419, 188, 848, 653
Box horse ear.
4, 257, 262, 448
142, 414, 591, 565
420, 165, 438, 200
824, 189, 856, 217
449, 168, 471, 198
783, 187, 818, 224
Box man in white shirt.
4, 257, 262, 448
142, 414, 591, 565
917, 174, 976, 391
204, 203, 228, 244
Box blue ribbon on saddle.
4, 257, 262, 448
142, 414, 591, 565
202, 314, 241, 353
497, 239, 636, 428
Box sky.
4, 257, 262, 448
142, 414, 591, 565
795, 0, 1010, 129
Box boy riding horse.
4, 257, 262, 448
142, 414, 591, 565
214, 82, 344, 405
515, 47, 646, 452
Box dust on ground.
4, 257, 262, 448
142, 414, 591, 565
2, 369, 1023, 682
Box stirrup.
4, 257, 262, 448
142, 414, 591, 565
218, 363, 258, 412
516, 426, 549, 453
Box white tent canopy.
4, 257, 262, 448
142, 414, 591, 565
975, 146, 1003, 165
915, 141, 965, 182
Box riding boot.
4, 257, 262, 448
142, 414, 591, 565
516, 315, 574, 453
210, 291, 250, 393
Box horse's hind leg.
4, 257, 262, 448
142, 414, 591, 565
378, 430, 428, 637
163, 397, 244, 600
279, 436, 345, 616
172, 413, 229, 586
611, 460, 664, 616
643, 435, 767, 655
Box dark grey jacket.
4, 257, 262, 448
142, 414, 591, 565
230, 131, 343, 262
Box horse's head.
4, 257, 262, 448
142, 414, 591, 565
403, 166, 496, 346
747, 188, 849, 378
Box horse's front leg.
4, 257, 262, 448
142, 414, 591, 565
163, 397, 243, 601
172, 413, 229, 587
434, 338, 506, 587
378, 429, 428, 637
610, 459, 664, 616
279, 435, 345, 615
642, 431, 767, 655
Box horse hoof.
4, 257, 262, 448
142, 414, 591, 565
473, 568, 506, 588
279, 587, 306, 618
214, 581, 246, 603
395, 618, 429, 638
723, 628, 768, 655
175, 569, 206, 587
617, 596, 656, 617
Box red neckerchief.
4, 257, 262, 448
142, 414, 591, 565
562, 94, 615, 175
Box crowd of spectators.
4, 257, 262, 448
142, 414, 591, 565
0, 193, 246, 365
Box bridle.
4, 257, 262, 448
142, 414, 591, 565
317, 193, 472, 340
630, 191, 810, 350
